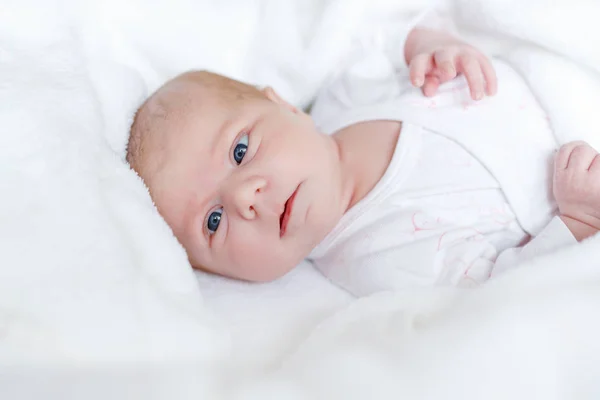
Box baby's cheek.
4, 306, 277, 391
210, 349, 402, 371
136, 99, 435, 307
228, 236, 276, 275
235, 240, 268, 264
229, 235, 297, 281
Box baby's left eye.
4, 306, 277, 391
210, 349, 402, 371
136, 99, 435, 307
206, 207, 223, 235
233, 133, 248, 165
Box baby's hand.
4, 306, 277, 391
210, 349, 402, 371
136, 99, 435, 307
553, 141, 600, 240
405, 28, 497, 100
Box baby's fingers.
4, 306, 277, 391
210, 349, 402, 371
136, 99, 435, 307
433, 49, 457, 81
569, 143, 598, 170
589, 154, 600, 174
555, 141, 590, 170
458, 54, 485, 100
409, 53, 433, 87
422, 75, 440, 97
479, 55, 497, 96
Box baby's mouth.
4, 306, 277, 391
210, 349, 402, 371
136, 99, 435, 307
279, 187, 299, 237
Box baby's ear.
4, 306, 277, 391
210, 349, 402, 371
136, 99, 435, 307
262, 87, 299, 114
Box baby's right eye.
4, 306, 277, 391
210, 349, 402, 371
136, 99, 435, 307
206, 207, 223, 234
232, 133, 249, 165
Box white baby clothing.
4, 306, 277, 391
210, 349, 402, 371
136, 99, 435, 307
308, 122, 574, 296
308, 18, 577, 296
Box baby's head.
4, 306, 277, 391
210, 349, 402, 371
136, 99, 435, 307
127, 71, 345, 281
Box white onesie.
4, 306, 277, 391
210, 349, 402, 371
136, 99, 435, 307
307, 17, 577, 296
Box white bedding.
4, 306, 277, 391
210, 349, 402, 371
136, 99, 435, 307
1, 0, 600, 398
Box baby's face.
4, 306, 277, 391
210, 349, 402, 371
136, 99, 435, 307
147, 75, 344, 281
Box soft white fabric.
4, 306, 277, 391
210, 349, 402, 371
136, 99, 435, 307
0, 1, 227, 368
194, 262, 352, 374
309, 122, 575, 296
234, 238, 600, 400
2, 0, 600, 398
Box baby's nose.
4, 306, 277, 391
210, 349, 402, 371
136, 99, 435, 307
228, 176, 267, 220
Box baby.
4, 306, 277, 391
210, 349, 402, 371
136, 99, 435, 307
127, 13, 600, 294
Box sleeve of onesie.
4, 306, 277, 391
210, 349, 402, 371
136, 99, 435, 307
491, 216, 578, 278
437, 215, 578, 288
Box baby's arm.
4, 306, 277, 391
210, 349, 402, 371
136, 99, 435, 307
553, 141, 600, 241
403, 21, 497, 100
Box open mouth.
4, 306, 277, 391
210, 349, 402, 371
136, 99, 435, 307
279, 186, 299, 237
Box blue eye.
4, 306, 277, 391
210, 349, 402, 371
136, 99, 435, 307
233, 133, 248, 165
206, 208, 223, 234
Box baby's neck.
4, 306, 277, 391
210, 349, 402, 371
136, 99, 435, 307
332, 120, 402, 213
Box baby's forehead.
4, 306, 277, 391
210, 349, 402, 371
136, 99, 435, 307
139, 71, 262, 171
145, 88, 218, 160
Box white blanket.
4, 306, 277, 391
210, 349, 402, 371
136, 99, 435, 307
1, 0, 600, 398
